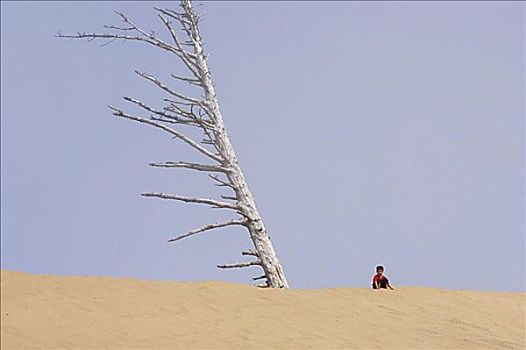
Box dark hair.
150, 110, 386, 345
376, 265, 384, 272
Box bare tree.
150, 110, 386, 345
58, 0, 289, 288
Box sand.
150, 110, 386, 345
1, 270, 524, 349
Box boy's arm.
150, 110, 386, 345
387, 282, 394, 290
373, 280, 379, 289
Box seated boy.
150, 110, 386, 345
372, 265, 394, 290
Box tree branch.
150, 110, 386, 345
57, 32, 159, 47
149, 161, 229, 173
241, 250, 259, 257
217, 261, 261, 269
171, 73, 201, 86
167, 219, 247, 243
155, 11, 200, 79
220, 195, 237, 200
208, 174, 235, 188
109, 106, 222, 163
57, 11, 182, 56
163, 101, 215, 130
135, 70, 202, 104
141, 192, 239, 210
123, 96, 203, 127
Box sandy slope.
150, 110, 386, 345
1, 270, 524, 349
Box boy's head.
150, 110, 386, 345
376, 265, 384, 275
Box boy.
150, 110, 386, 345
372, 265, 394, 290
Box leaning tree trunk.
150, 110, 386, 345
187, 1, 288, 288
59, 0, 289, 288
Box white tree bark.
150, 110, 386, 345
59, 0, 289, 288
180, 1, 288, 288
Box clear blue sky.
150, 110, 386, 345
1, 1, 524, 291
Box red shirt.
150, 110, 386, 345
372, 274, 386, 284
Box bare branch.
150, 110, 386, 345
123, 96, 201, 126
99, 37, 117, 47
171, 73, 202, 86
164, 103, 193, 117
113, 11, 183, 55
208, 174, 235, 188
155, 11, 200, 79
163, 98, 195, 107
156, 7, 189, 25
159, 102, 217, 140
155, 7, 195, 43
221, 195, 237, 200
217, 261, 261, 269
193, 106, 220, 153
109, 106, 222, 163
155, 13, 197, 61
149, 161, 229, 173
57, 32, 157, 45
252, 275, 267, 281
142, 192, 239, 210
58, 11, 181, 56
103, 24, 135, 31
167, 219, 247, 243
242, 250, 259, 257
135, 70, 202, 104
150, 116, 190, 125
164, 102, 213, 127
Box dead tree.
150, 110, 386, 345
58, 0, 289, 288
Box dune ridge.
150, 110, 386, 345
1, 270, 524, 349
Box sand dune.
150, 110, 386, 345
1, 270, 524, 349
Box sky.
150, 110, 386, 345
1, 1, 524, 291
